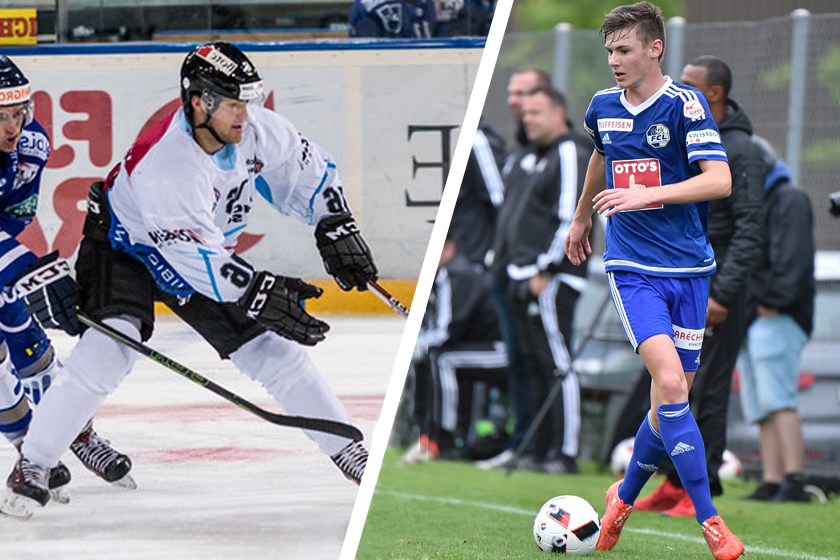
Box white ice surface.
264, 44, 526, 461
0, 315, 403, 560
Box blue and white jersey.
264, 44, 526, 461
583, 76, 727, 278
0, 119, 49, 288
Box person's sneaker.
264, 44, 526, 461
661, 492, 696, 518
70, 421, 136, 489
702, 515, 744, 560
634, 478, 687, 511
1, 457, 50, 518
771, 481, 811, 502
331, 441, 367, 485
474, 448, 516, 470
596, 479, 633, 551
399, 434, 440, 465
742, 481, 780, 501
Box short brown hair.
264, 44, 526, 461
527, 84, 567, 109
601, 2, 666, 61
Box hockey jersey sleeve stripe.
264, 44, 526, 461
0, 241, 34, 288
537, 140, 579, 271
197, 246, 224, 302
473, 130, 505, 207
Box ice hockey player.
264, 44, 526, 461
3, 42, 376, 516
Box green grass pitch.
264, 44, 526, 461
356, 449, 838, 560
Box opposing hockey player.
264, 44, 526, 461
3, 42, 376, 516
0, 55, 134, 501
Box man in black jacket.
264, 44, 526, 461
635, 56, 765, 516
740, 138, 814, 502
490, 85, 591, 474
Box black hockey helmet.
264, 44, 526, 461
0, 55, 31, 106
180, 42, 264, 119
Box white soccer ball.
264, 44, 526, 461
718, 449, 743, 482
533, 495, 601, 555
609, 438, 635, 477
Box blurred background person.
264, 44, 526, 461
740, 137, 815, 503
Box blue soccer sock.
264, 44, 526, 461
657, 402, 717, 523
617, 412, 667, 505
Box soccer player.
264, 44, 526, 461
3, 42, 377, 517
0, 55, 133, 496
564, 3, 744, 559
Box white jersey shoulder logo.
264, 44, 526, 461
683, 99, 705, 120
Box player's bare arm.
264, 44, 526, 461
593, 159, 731, 217
565, 149, 607, 265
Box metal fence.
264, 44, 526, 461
483, 11, 840, 252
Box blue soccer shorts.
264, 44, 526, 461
607, 271, 709, 372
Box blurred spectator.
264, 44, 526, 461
349, 0, 438, 38
506, 68, 551, 147
474, 69, 552, 471
436, 0, 495, 36
401, 238, 507, 464
740, 137, 815, 502
487, 85, 590, 474
635, 56, 766, 517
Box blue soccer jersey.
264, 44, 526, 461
583, 76, 728, 278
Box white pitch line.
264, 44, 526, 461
375, 490, 837, 560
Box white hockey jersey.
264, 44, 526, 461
106, 106, 349, 302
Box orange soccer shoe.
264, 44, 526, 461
661, 493, 696, 518
634, 478, 687, 511
702, 515, 745, 560
596, 479, 633, 551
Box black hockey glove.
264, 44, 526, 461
315, 213, 378, 292
239, 271, 330, 346
13, 251, 80, 336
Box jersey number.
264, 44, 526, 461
323, 186, 349, 214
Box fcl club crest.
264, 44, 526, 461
646, 124, 670, 148
611, 158, 663, 211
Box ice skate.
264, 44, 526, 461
70, 421, 136, 489
1, 457, 50, 519
331, 441, 367, 485
7, 443, 71, 504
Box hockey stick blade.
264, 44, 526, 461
77, 313, 363, 442
366, 280, 410, 318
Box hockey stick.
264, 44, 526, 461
366, 280, 410, 318
505, 289, 613, 477
77, 312, 364, 442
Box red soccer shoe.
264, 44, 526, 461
662, 493, 696, 518
597, 479, 633, 551
702, 515, 744, 560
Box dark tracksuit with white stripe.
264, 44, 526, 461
494, 131, 591, 461
450, 120, 506, 266
416, 253, 507, 451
